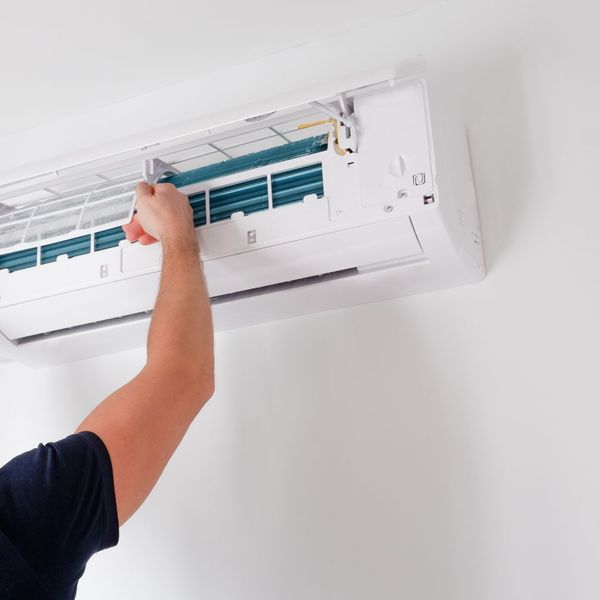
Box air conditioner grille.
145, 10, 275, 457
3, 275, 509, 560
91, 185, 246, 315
272, 163, 324, 208
0, 248, 37, 273
189, 192, 207, 227
163, 134, 327, 189
94, 226, 127, 251
209, 178, 269, 223
40, 235, 91, 264
0, 144, 326, 274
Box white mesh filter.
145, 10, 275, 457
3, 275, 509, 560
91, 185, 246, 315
0, 102, 335, 255
0, 178, 138, 251
0, 219, 29, 250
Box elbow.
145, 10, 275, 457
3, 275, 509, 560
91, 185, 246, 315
169, 365, 214, 411
199, 372, 215, 403
185, 362, 215, 405
145, 358, 215, 405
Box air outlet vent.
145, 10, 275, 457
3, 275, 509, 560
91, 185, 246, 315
209, 178, 268, 223
164, 135, 327, 189
94, 226, 126, 251
0, 145, 327, 272
189, 192, 207, 227
272, 163, 324, 208
0, 248, 37, 273
41, 235, 91, 264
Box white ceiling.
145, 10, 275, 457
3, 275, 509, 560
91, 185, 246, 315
0, 0, 430, 138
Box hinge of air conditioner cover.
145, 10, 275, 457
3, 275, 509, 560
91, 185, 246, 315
143, 158, 180, 185
296, 94, 357, 155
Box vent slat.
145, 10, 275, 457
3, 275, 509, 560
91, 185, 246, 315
272, 163, 323, 183
164, 135, 327, 189
209, 194, 270, 221
272, 164, 324, 208
209, 178, 268, 223
189, 192, 207, 227
94, 226, 126, 251
1, 160, 326, 273
0, 248, 37, 272
211, 178, 267, 200
41, 235, 91, 264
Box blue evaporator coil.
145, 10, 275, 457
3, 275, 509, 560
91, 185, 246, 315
0, 135, 327, 273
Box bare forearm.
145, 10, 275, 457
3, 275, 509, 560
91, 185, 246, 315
77, 183, 216, 525
146, 237, 214, 389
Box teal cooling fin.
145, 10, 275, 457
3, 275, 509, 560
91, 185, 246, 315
0, 135, 328, 271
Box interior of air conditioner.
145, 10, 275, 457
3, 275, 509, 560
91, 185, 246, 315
0, 78, 437, 261
0, 77, 484, 365
0, 131, 331, 268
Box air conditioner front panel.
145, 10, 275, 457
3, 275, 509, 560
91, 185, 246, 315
0, 215, 422, 340
0, 73, 486, 366
203, 216, 421, 296
354, 80, 434, 207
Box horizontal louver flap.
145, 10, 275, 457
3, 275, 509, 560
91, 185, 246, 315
164, 135, 327, 189
41, 235, 91, 264
209, 178, 268, 223
189, 192, 207, 227
0, 156, 325, 273
94, 226, 127, 251
272, 164, 324, 208
0, 248, 37, 272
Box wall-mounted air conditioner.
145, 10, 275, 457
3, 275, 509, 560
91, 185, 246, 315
0, 76, 484, 367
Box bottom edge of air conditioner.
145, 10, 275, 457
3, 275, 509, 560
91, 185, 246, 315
12, 255, 429, 346
15, 258, 428, 346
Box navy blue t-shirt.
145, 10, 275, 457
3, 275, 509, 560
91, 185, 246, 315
0, 432, 119, 599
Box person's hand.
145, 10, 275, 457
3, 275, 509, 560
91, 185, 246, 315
122, 182, 197, 248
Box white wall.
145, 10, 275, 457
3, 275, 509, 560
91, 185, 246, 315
2, 0, 600, 598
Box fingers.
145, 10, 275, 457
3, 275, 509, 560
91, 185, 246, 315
135, 181, 176, 197
139, 233, 159, 245
153, 182, 177, 193
122, 216, 159, 245
126, 180, 186, 245
135, 181, 154, 198
122, 215, 145, 242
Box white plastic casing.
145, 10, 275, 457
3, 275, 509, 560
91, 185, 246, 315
0, 77, 484, 366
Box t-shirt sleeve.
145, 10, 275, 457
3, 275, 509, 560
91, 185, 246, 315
0, 431, 119, 596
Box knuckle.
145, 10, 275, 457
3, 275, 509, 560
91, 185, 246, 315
156, 182, 176, 192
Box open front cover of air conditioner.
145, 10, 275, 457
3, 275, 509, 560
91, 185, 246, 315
0, 76, 485, 366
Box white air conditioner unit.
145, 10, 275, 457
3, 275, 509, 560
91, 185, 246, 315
0, 75, 484, 367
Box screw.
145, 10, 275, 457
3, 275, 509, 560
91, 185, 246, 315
399, 190, 408, 200
384, 204, 394, 213
336, 208, 343, 216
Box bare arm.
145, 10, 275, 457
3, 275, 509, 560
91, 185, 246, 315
77, 182, 214, 525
